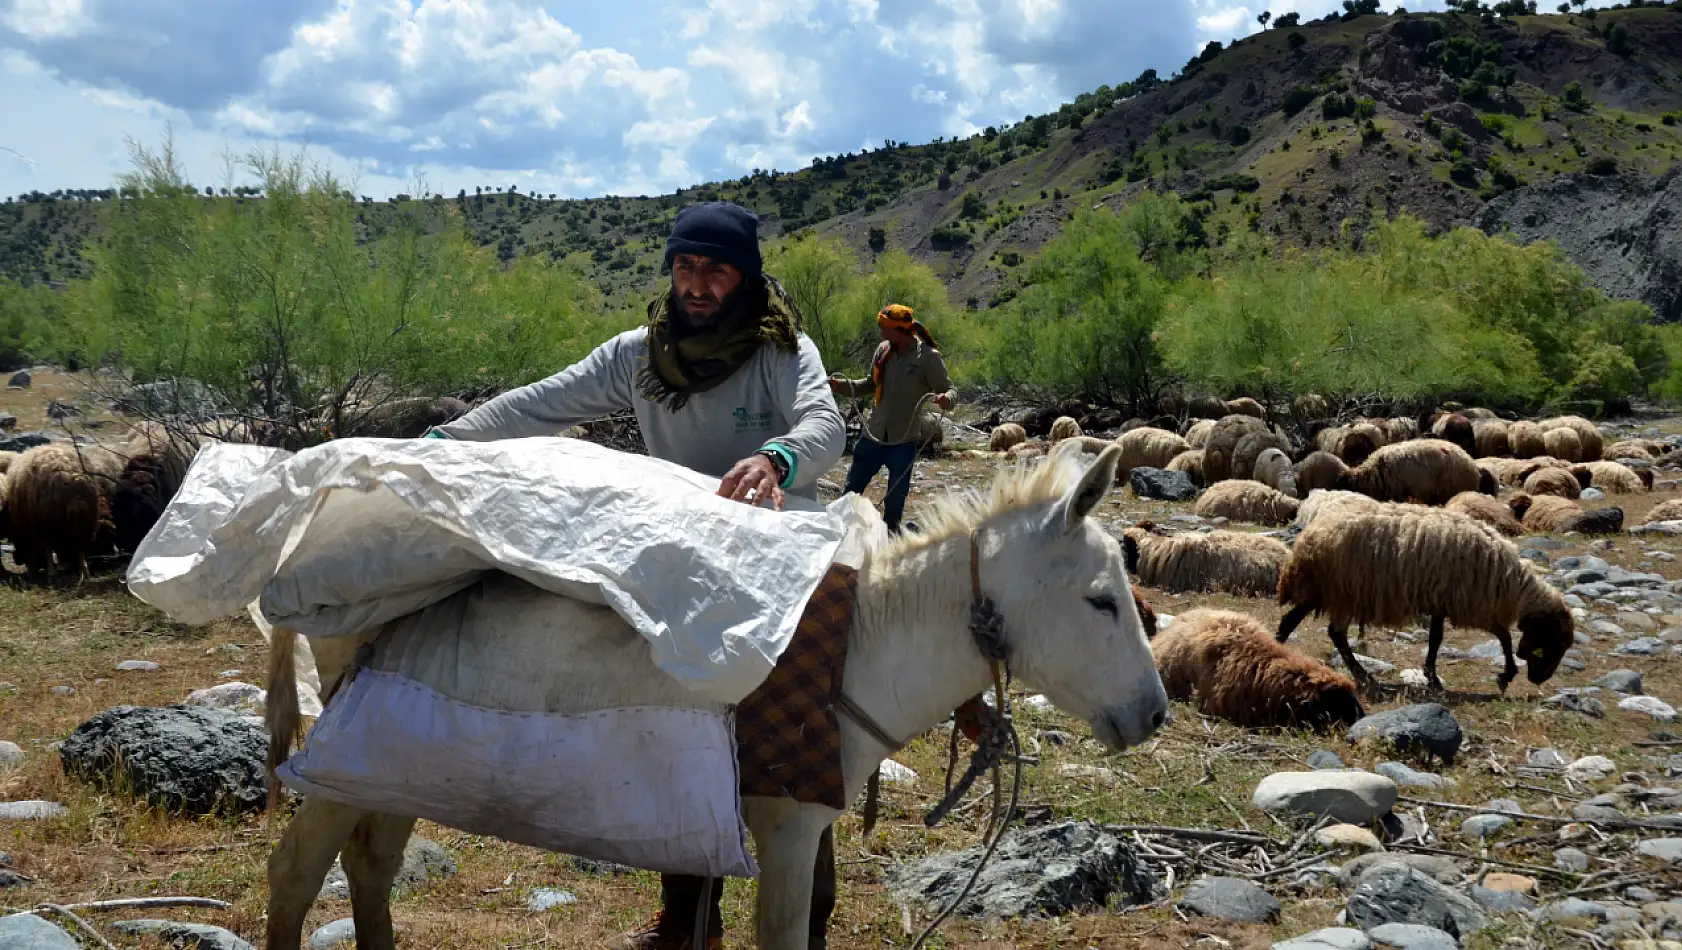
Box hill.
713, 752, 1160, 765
3, 4, 1681, 318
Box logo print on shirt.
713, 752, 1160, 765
733, 407, 773, 432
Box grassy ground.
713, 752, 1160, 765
4, 399, 1682, 948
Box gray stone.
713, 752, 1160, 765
1615, 638, 1665, 656
1581, 487, 1607, 502
1594, 619, 1629, 637
1528, 748, 1568, 768
1309, 750, 1346, 770
1470, 885, 1535, 914
1348, 704, 1463, 764
49, 685, 75, 697
5, 370, 29, 389
1620, 695, 1678, 721
1597, 670, 1644, 695
525, 888, 577, 911
1274, 929, 1372, 950
1466, 640, 1505, 661
1366, 922, 1459, 950
1479, 799, 1522, 815
1573, 800, 1626, 821
1347, 862, 1486, 938
0, 800, 67, 820
185, 682, 266, 714
318, 836, 457, 900
60, 705, 268, 815
1554, 847, 1590, 871
1637, 838, 1682, 862
1460, 815, 1513, 839
0, 431, 51, 454
887, 820, 1157, 919
568, 856, 635, 875
112, 919, 255, 950
1543, 692, 1606, 718
1543, 897, 1612, 921
116, 659, 160, 672
1336, 855, 1461, 888
1624, 886, 1658, 903
1129, 467, 1199, 501
1181, 876, 1281, 923
308, 918, 356, 950
1253, 771, 1398, 824
0, 913, 78, 949
0, 740, 22, 771
1376, 762, 1453, 790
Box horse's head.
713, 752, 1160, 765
981, 443, 1168, 752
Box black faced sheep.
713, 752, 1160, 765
1540, 415, 1603, 462
1122, 524, 1289, 596
1193, 479, 1301, 526
1276, 507, 1573, 692
1335, 439, 1483, 506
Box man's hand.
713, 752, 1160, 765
719, 454, 785, 510
827, 375, 850, 394
934, 391, 955, 412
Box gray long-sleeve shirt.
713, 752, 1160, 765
432, 328, 846, 499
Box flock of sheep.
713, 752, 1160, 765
976, 401, 1674, 735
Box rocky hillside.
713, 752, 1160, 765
3, 4, 1681, 314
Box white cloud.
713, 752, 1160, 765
3, 0, 86, 38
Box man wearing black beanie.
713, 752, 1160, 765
426, 202, 846, 950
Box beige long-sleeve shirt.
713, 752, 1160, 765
835, 340, 953, 446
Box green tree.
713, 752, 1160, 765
766, 236, 858, 371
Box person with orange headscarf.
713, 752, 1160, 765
827, 303, 955, 533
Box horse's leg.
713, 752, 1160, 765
341, 812, 416, 950
1276, 602, 1316, 644
743, 797, 834, 950
266, 797, 366, 950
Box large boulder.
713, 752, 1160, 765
887, 820, 1158, 919
1129, 466, 1199, 501
0, 913, 78, 949
60, 705, 268, 815
1252, 770, 1397, 824
1346, 862, 1487, 939
1347, 704, 1463, 764
6, 370, 29, 390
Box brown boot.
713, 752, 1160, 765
603, 911, 723, 950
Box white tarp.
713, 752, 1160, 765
127, 437, 847, 704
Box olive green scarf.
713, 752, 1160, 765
638, 274, 802, 411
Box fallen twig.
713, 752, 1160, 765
1383, 841, 1572, 879
35, 904, 119, 950
1244, 855, 1334, 882
1102, 825, 1275, 846
1398, 796, 1682, 834
49, 896, 234, 912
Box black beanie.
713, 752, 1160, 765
664, 202, 763, 280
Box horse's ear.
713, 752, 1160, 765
1054, 445, 1120, 533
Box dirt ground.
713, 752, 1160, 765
4, 375, 1682, 949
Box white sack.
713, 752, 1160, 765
128, 437, 845, 704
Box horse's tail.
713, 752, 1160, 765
265, 626, 302, 812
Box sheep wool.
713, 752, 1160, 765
1150, 609, 1364, 730
988, 423, 1028, 453
1115, 427, 1191, 480
1232, 429, 1291, 482
1224, 397, 1266, 420
1187, 396, 1228, 420
1294, 489, 1386, 528
1603, 440, 1658, 463
1472, 419, 1511, 458
1461, 407, 1498, 420
1293, 393, 1331, 422
1165, 449, 1206, 482
1541, 427, 1584, 464
1294, 452, 1349, 498
1507, 421, 1548, 459
1253, 448, 1297, 497
1579, 460, 1647, 495
1203, 415, 1271, 483
0, 471, 9, 541
1183, 419, 1216, 449
1337, 439, 1482, 506
1193, 479, 1300, 526
1445, 490, 1524, 536
1382, 417, 1420, 443
6, 443, 124, 580
1048, 416, 1082, 443
1122, 526, 1289, 597
1523, 467, 1581, 500
1430, 412, 1477, 457
0, 450, 16, 474
1521, 495, 1624, 535
1646, 499, 1682, 523
1539, 415, 1604, 462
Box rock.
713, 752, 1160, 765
887, 820, 1157, 919
1181, 875, 1281, 923
1337, 855, 1462, 887
1599, 670, 1645, 695
1574, 799, 1627, 821
0, 431, 51, 453
1461, 815, 1513, 839
1316, 824, 1384, 852
1023, 694, 1054, 712
1348, 705, 1463, 764
111, 919, 255, 950
1470, 884, 1535, 913
1625, 886, 1658, 903
0, 913, 78, 949
0, 800, 67, 820
0, 741, 22, 772
525, 888, 577, 911
879, 759, 918, 786
6, 370, 29, 389
116, 659, 160, 672
1129, 467, 1199, 501
319, 836, 457, 900
1568, 756, 1618, 782
1467, 640, 1506, 661
0, 412, 13, 430
1638, 839, 1682, 863
1544, 897, 1613, 922
1057, 763, 1120, 786
1333, 653, 1397, 675
1616, 638, 1665, 657
1376, 762, 1454, 790
1273, 929, 1373, 950
1253, 771, 1398, 824
60, 705, 268, 815
1366, 923, 1459, 950
1347, 861, 1486, 938
1400, 669, 1431, 688
1543, 692, 1606, 718
185, 682, 266, 714
1529, 748, 1569, 768
308, 918, 356, 950
1309, 750, 1347, 770
49, 685, 74, 697
1622, 696, 1679, 722
1622, 611, 1660, 631
1582, 487, 1607, 502
1555, 847, 1591, 871
568, 856, 635, 876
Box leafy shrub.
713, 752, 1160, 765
929, 225, 972, 249
1562, 80, 1588, 111
1226, 125, 1253, 146
1586, 156, 1618, 175
1323, 93, 1359, 120
1288, 31, 1308, 49
1281, 86, 1318, 115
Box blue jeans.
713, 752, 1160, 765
844, 435, 919, 531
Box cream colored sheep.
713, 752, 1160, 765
1445, 490, 1524, 536
1048, 416, 1082, 443
1294, 489, 1386, 528
1253, 448, 1297, 497
1523, 467, 1581, 500
1472, 419, 1511, 458
1645, 499, 1682, 523
1521, 495, 1624, 535
1604, 440, 1662, 463
1184, 419, 1216, 449
1295, 452, 1349, 498
1293, 393, 1331, 422
1539, 415, 1603, 462
988, 423, 1028, 452
1577, 460, 1648, 495
1382, 418, 1420, 443
1461, 408, 1498, 421
1337, 439, 1483, 506
1115, 427, 1191, 480
1166, 450, 1206, 482
1542, 427, 1583, 463
6, 443, 124, 581
0, 450, 16, 475
1193, 479, 1300, 526
1508, 421, 1548, 459
1224, 397, 1266, 420
1122, 526, 1288, 597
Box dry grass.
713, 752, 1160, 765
3, 411, 1682, 948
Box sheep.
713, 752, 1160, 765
1224, 397, 1267, 420
1253, 448, 1297, 497
333, 396, 472, 439
5, 443, 125, 581
1293, 393, 1331, 422
1069, 435, 1116, 455
1122, 524, 1289, 596
1472, 419, 1511, 458
1133, 593, 1159, 639
1541, 427, 1583, 463
1505, 421, 1546, 459
1204, 415, 1271, 483
1295, 452, 1349, 498
1523, 467, 1581, 500
1482, 456, 1563, 487
1336, 439, 1483, 506
1165, 449, 1206, 483
1603, 440, 1659, 463
1645, 499, 1682, 523
1577, 460, 1648, 495
0, 471, 9, 543
1048, 416, 1082, 443
1115, 427, 1190, 480
1232, 429, 1291, 482
1277, 506, 1572, 692
1445, 490, 1525, 536
1184, 418, 1216, 449
1193, 479, 1300, 526
1461, 408, 1498, 421
1540, 415, 1604, 462
109, 429, 197, 555
988, 423, 1028, 452
1317, 425, 1383, 468
1151, 609, 1364, 730
1430, 412, 1477, 457
1188, 396, 1229, 420
1521, 494, 1624, 535
1382, 418, 1420, 443
0, 450, 16, 474
1294, 489, 1386, 528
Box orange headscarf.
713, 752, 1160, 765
872, 305, 938, 405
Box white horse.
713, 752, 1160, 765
261, 443, 1167, 950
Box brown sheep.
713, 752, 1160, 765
1115, 427, 1191, 480
988, 423, 1028, 452
1294, 489, 1388, 528
1293, 393, 1331, 422
1603, 440, 1658, 463
1577, 460, 1648, 495
1048, 416, 1082, 443
1069, 435, 1116, 455
1151, 609, 1364, 730
1187, 395, 1229, 420
0, 471, 9, 543
1540, 415, 1603, 462
1183, 418, 1216, 449
1232, 429, 1291, 481
1204, 415, 1270, 483
1506, 421, 1547, 459
1133, 593, 1159, 639
1430, 412, 1477, 457
1295, 452, 1349, 498
1336, 439, 1483, 506
1224, 397, 1267, 420
1122, 525, 1289, 596
1382, 418, 1420, 443
6, 443, 124, 581
1541, 427, 1583, 464
1321, 426, 1382, 468
1521, 495, 1624, 535
1193, 479, 1300, 526
1482, 456, 1565, 487
1445, 491, 1525, 536
1165, 450, 1206, 483
1253, 448, 1297, 497
336, 396, 472, 439
1472, 419, 1511, 458
1523, 467, 1581, 500
1277, 507, 1573, 693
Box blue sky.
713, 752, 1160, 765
0, 0, 1584, 200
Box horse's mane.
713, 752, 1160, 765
878, 448, 1085, 560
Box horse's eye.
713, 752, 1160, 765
1086, 595, 1119, 620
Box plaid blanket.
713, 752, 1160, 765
736, 563, 858, 810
